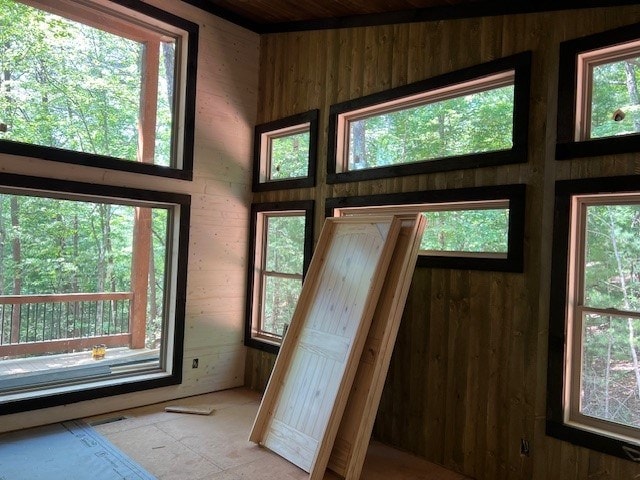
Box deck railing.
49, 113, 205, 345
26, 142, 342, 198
0, 292, 134, 357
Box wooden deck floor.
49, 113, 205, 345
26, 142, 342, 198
88, 387, 472, 480
0, 347, 157, 383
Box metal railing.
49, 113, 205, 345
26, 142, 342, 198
0, 292, 134, 357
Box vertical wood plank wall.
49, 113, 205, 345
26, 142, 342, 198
245, 6, 640, 479
0, 0, 259, 432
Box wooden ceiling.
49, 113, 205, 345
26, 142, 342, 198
183, 0, 639, 33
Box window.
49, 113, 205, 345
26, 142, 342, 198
557, 22, 640, 160
0, 173, 190, 414
548, 175, 640, 461
252, 110, 318, 191
0, 0, 198, 179
326, 184, 525, 272
245, 201, 313, 353
327, 52, 531, 183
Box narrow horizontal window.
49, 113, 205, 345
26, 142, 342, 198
342, 74, 514, 171
0, 174, 189, 414
548, 176, 640, 461
328, 53, 531, 183
326, 184, 525, 272
557, 22, 640, 159
252, 110, 318, 191
0, 0, 198, 179
245, 201, 313, 353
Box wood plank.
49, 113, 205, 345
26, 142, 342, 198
250, 216, 402, 479
327, 213, 426, 479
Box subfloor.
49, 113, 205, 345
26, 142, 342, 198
88, 387, 471, 480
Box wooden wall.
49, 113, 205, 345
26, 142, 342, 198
1, 0, 259, 432
246, 6, 640, 479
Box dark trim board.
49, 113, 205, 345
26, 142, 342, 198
181, 1, 640, 34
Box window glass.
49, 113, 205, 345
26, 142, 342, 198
258, 213, 304, 338
589, 55, 640, 140
246, 203, 313, 351
581, 312, 640, 428
333, 201, 511, 259
268, 130, 310, 181
253, 110, 318, 191
421, 207, 509, 254
262, 275, 302, 338
0, 185, 186, 408
0, 0, 193, 174
578, 202, 640, 429
347, 84, 514, 171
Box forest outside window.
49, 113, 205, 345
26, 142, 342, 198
557, 23, 640, 159
548, 177, 640, 461
0, 0, 198, 179
327, 53, 531, 183
0, 174, 189, 414
252, 110, 318, 192
245, 202, 313, 352
326, 184, 525, 272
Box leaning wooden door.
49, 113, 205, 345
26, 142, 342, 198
249, 216, 402, 479
328, 213, 426, 479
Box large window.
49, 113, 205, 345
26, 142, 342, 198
252, 110, 318, 191
0, 0, 198, 179
245, 201, 313, 353
557, 22, 640, 160
0, 174, 190, 414
327, 52, 531, 183
548, 176, 640, 461
326, 184, 525, 272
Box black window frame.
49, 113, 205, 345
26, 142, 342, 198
0, 0, 199, 181
547, 174, 640, 462
556, 22, 640, 160
325, 184, 525, 272
244, 200, 314, 354
0, 171, 190, 415
252, 110, 319, 192
327, 52, 531, 184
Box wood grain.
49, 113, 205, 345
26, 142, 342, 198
250, 216, 402, 478
248, 6, 640, 480
327, 213, 426, 479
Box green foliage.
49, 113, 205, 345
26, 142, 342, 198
0, 0, 174, 165
261, 214, 305, 336
420, 208, 509, 253
270, 132, 309, 180
591, 59, 640, 139
0, 193, 169, 349
348, 85, 514, 169
581, 204, 640, 427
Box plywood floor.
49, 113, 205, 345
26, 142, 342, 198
88, 388, 471, 480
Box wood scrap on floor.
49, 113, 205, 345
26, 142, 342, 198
164, 404, 215, 415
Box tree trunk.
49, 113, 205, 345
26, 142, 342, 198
162, 42, 175, 114
623, 61, 640, 132
352, 120, 366, 167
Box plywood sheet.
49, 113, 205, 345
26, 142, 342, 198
327, 214, 426, 479
249, 216, 402, 479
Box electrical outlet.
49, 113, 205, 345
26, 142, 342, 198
192, 358, 199, 368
